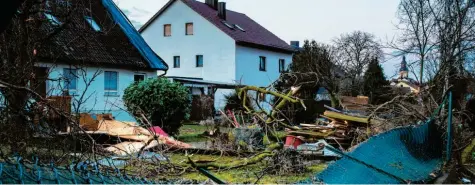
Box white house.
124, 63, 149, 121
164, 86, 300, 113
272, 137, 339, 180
139, 0, 295, 110
22, 0, 168, 121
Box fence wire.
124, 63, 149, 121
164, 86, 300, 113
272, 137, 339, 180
0, 157, 154, 184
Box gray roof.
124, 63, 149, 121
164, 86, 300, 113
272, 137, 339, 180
168, 77, 241, 89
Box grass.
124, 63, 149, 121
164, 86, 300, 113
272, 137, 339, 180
153, 153, 327, 184
170, 125, 327, 183
177, 124, 232, 143
177, 124, 210, 143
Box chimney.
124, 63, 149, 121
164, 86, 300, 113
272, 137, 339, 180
290, 41, 300, 49
218, 2, 226, 20
205, 0, 218, 10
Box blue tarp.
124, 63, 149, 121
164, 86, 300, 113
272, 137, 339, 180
101, 0, 168, 71
308, 120, 444, 184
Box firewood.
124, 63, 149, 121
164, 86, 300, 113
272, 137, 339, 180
323, 111, 369, 124
300, 123, 318, 127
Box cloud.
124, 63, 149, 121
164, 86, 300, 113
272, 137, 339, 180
121, 7, 149, 29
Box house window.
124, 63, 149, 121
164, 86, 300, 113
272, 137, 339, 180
63, 68, 77, 91
44, 13, 61, 26
196, 55, 203, 67
279, 59, 286, 72
174, 56, 180, 68
259, 56, 266, 71
134, 74, 145, 82
104, 71, 118, 96
164, 24, 171, 37
84, 16, 101, 32
186, 23, 193, 35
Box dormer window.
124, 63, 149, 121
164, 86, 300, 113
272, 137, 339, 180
44, 13, 61, 26
85, 16, 101, 32
221, 20, 234, 29
234, 24, 245, 32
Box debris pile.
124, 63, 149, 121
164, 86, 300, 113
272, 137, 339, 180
285, 109, 370, 152
77, 113, 191, 156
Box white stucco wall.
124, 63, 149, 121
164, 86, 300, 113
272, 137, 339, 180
235, 46, 293, 111
37, 63, 156, 121
141, 0, 236, 83
235, 45, 292, 87
140, 0, 294, 111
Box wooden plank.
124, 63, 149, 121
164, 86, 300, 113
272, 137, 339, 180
79, 113, 99, 131
288, 130, 335, 138
323, 111, 369, 124
300, 123, 318, 127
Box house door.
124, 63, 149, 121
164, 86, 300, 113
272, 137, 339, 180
32, 67, 48, 97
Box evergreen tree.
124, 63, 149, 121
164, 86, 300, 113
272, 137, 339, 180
363, 58, 390, 104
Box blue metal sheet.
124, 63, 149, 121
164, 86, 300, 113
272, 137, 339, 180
310, 120, 443, 184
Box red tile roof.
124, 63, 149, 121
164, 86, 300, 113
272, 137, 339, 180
139, 0, 295, 53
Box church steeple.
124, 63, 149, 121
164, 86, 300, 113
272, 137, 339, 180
399, 56, 408, 79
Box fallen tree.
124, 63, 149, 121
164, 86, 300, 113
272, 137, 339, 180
188, 143, 283, 170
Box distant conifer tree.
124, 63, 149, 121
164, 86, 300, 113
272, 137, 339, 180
363, 57, 390, 104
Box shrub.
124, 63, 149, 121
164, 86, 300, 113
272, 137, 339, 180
123, 78, 190, 136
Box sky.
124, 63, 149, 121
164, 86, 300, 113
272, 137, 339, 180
115, 0, 403, 78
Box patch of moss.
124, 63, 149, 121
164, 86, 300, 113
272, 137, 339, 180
177, 134, 208, 143
177, 125, 233, 143
158, 153, 328, 184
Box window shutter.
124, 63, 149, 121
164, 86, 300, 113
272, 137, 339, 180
105, 71, 118, 91
186, 23, 193, 35
164, 24, 171, 36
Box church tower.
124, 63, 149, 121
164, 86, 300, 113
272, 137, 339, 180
399, 56, 408, 79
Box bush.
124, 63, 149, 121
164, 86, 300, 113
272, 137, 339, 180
123, 78, 190, 136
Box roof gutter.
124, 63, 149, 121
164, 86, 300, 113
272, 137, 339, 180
236, 41, 295, 54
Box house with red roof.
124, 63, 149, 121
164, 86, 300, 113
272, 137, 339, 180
139, 0, 295, 109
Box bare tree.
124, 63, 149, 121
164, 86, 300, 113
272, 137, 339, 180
334, 31, 383, 96
390, 0, 438, 83
276, 40, 341, 107
393, 0, 475, 103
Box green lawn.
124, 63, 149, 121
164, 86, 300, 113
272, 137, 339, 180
170, 125, 326, 183
149, 153, 327, 184
177, 124, 211, 143
177, 124, 232, 143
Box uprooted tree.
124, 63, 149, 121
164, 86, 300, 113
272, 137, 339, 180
274, 40, 343, 125
275, 40, 341, 107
